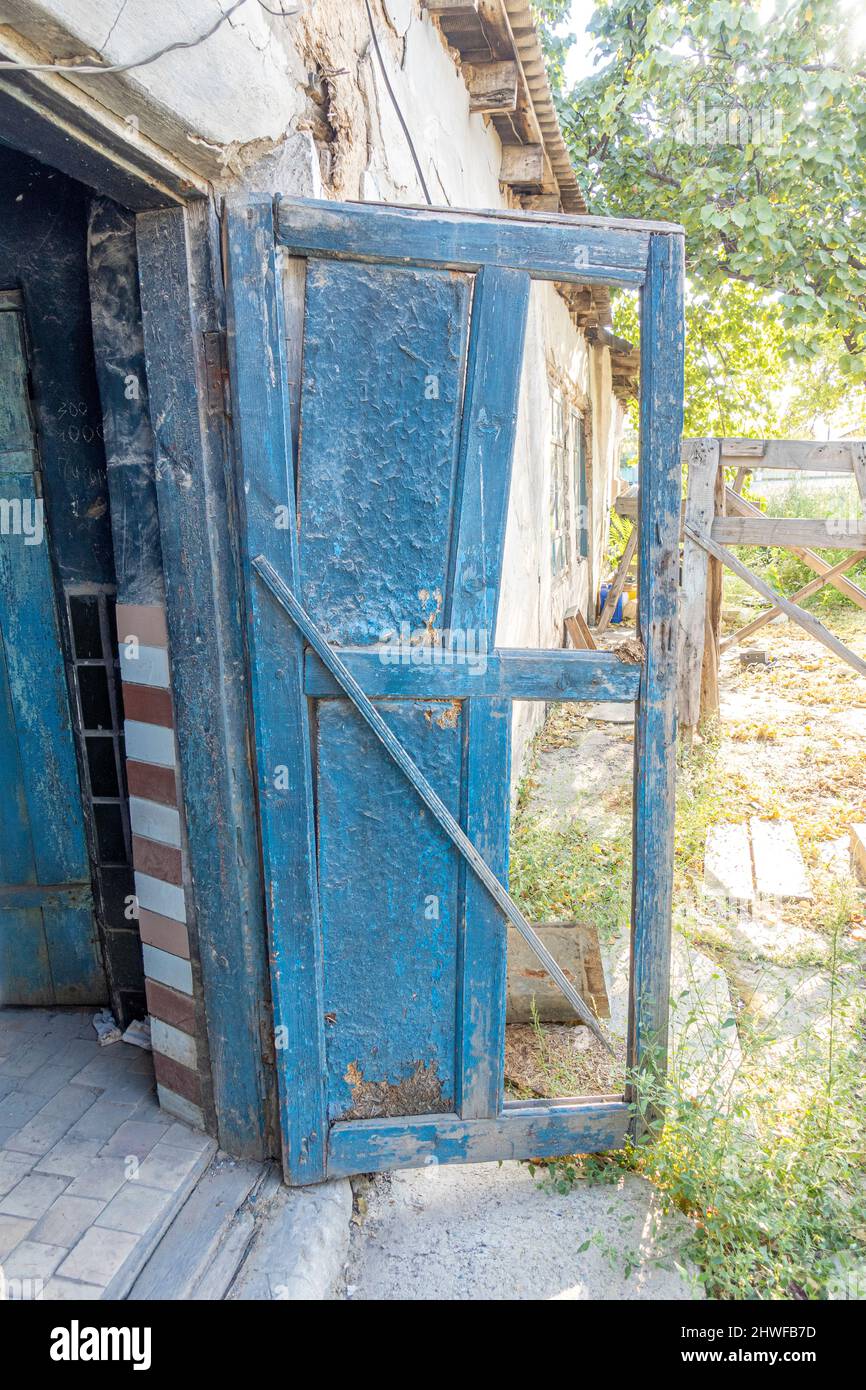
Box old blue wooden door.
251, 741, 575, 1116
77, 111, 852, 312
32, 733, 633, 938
0, 294, 104, 1004
225, 197, 684, 1185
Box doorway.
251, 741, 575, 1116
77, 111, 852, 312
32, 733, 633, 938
0, 145, 142, 1022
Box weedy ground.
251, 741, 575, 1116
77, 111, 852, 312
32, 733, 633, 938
508, 597, 866, 1300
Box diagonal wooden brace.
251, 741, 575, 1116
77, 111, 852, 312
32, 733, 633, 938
684, 525, 866, 679
721, 550, 866, 653
253, 554, 614, 1054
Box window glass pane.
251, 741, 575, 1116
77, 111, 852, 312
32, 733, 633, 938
95, 803, 127, 865
86, 735, 119, 797
549, 391, 570, 575
69, 595, 103, 659
78, 664, 112, 730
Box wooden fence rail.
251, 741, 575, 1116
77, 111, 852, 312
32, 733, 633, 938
675, 437, 866, 734
608, 440, 866, 733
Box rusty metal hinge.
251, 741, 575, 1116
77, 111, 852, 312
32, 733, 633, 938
203, 330, 230, 417
259, 1013, 277, 1067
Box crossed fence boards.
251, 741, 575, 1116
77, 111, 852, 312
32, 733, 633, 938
610, 439, 866, 733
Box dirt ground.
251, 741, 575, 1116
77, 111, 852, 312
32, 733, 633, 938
505, 600, 866, 1099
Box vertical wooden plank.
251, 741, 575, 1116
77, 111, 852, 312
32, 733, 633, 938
224, 197, 328, 1183
677, 438, 719, 734
446, 264, 531, 637
87, 199, 163, 605
0, 309, 36, 471
628, 232, 685, 1118
597, 523, 637, 634
449, 265, 528, 1118
457, 698, 511, 1118
852, 443, 866, 510
699, 458, 725, 724
136, 203, 273, 1159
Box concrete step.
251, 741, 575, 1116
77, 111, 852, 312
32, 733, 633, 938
750, 818, 812, 901
703, 821, 754, 904
227, 1176, 352, 1300
126, 1153, 274, 1300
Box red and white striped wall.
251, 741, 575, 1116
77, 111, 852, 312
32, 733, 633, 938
116, 601, 210, 1131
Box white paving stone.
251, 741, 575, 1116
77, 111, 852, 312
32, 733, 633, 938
95, 1182, 172, 1236
42, 1277, 103, 1300
31, 1196, 105, 1249
704, 821, 754, 904
0, 1151, 34, 1196
65, 1159, 129, 1203
34, 1136, 103, 1179
2, 1238, 66, 1280
0, 1174, 69, 1220
56, 1226, 139, 1287
134, 1143, 201, 1192
751, 817, 812, 901
0, 1213, 34, 1258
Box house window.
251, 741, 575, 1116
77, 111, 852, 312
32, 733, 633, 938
550, 394, 571, 576
571, 409, 589, 560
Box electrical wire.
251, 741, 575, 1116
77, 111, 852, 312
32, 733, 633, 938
0, 0, 295, 74
363, 0, 431, 206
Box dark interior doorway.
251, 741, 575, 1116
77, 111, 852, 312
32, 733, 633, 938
0, 144, 144, 1024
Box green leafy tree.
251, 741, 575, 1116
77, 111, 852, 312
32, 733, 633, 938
613, 278, 866, 437
536, 0, 866, 396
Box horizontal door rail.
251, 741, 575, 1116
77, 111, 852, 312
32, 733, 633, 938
274, 196, 680, 288
253, 555, 614, 1052
304, 645, 641, 702
326, 1099, 630, 1177
0, 883, 92, 909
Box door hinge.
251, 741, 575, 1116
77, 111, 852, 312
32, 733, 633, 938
203, 330, 230, 417
259, 1013, 277, 1067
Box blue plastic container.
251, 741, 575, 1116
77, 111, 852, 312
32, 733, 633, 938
599, 583, 624, 623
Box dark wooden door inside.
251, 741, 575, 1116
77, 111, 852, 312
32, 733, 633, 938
0, 295, 104, 1004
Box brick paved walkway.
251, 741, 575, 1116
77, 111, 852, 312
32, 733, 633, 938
0, 1008, 214, 1299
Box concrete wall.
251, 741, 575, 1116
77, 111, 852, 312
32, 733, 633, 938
7, 0, 624, 790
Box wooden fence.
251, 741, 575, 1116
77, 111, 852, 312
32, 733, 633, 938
608, 438, 866, 736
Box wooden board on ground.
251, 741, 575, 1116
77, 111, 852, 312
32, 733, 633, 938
564, 606, 596, 650
703, 822, 754, 905
751, 818, 812, 902
506, 921, 610, 1024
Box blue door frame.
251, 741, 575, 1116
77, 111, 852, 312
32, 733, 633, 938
225, 196, 684, 1185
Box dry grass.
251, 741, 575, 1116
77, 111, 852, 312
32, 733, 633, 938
504, 1019, 625, 1100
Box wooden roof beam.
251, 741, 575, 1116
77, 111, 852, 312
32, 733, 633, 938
423, 1, 480, 15
499, 142, 544, 188
463, 60, 519, 113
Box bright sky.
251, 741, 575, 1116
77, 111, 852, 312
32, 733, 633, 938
558, 0, 866, 87
559, 0, 599, 87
